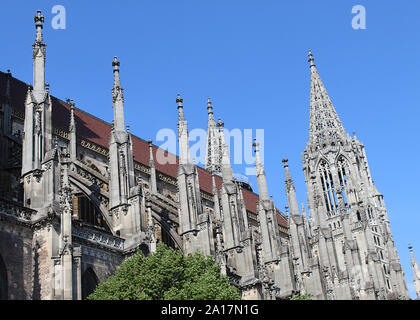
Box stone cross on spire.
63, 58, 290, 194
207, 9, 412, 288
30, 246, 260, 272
307, 50, 346, 147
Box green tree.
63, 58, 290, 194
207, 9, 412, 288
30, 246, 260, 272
87, 243, 240, 300
290, 293, 312, 300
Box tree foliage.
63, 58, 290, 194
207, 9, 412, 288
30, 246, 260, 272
87, 243, 240, 300
290, 293, 312, 300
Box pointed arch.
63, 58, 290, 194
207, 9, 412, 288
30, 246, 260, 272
0, 254, 8, 300
150, 210, 182, 251
336, 155, 351, 211
317, 159, 338, 218
82, 267, 99, 300
68, 176, 113, 233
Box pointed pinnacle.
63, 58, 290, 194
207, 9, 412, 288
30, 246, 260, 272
176, 93, 183, 108
112, 56, 120, 72
207, 97, 213, 113
216, 118, 224, 128
252, 138, 259, 149
308, 50, 315, 67
34, 10, 44, 26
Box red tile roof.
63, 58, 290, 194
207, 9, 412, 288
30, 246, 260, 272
0, 71, 287, 228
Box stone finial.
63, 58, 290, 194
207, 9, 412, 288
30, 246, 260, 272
34, 10, 44, 43
308, 50, 315, 67
176, 94, 185, 122
216, 118, 224, 128
147, 138, 153, 146
207, 97, 213, 113
34, 10, 44, 26
409, 244, 413, 252
176, 93, 183, 107
252, 138, 259, 151
112, 56, 120, 72
282, 158, 289, 167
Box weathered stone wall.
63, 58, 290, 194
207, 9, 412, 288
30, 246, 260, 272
0, 219, 33, 299
32, 226, 53, 300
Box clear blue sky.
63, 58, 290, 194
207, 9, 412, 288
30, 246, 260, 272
2, 0, 419, 298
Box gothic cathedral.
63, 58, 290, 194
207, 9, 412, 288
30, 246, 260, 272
0, 10, 416, 300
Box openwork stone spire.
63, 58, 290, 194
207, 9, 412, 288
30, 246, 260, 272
308, 50, 346, 147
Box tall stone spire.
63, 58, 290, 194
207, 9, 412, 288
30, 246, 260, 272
22, 10, 54, 210
205, 98, 222, 174
108, 57, 139, 241
177, 94, 190, 165
68, 100, 77, 161
409, 245, 420, 299
282, 158, 299, 216
253, 139, 269, 201
148, 139, 157, 194
218, 119, 234, 183
32, 10, 46, 97
252, 140, 295, 298
112, 56, 125, 132
307, 50, 346, 147
176, 94, 212, 256
252, 139, 279, 263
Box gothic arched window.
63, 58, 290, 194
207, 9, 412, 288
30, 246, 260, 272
337, 156, 349, 211
318, 160, 338, 217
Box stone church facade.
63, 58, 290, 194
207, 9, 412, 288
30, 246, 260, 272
0, 11, 411, 300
